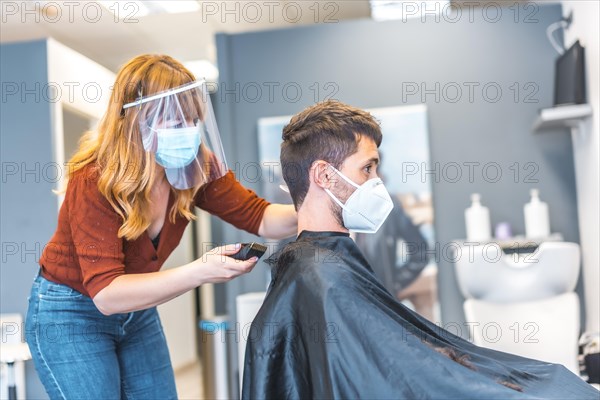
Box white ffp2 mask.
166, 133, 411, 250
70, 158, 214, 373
324, 165, 394, 234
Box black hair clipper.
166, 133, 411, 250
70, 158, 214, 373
230, 242, 267, 261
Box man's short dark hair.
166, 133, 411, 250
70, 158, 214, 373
280, 100, 382, 210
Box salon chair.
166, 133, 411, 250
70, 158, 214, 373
455, 241, 581, 374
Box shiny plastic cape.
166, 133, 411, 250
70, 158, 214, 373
242, 231, 598, 399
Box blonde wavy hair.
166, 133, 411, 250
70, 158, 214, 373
65, 54, 202, 240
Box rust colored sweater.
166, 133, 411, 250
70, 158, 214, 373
39, 165, 270, 298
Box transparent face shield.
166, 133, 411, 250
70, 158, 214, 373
123, 80, 228, 189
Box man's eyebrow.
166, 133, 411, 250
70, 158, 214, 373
365, 157, 379, 165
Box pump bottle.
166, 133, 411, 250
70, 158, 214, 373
524, 189, 550, 239
465, 193, 492, 242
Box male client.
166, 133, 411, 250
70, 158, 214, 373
242, 100, 597, 399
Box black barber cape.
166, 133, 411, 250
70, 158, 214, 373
242, 231, 598, 399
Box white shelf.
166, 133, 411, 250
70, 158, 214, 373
533, 104, 593, 131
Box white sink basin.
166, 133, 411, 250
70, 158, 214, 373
455, 241, 580, 302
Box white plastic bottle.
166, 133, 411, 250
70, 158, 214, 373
524, 189, 550, 239
465, 193, 492, 242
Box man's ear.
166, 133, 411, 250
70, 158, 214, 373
310, 160, 332, 189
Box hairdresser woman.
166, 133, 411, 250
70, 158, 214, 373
25, 54, 296, 399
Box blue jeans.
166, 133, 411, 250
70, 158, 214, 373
25, 273, 177, 399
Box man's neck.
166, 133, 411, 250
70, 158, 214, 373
297, 198, 348, 235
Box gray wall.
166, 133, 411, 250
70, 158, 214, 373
214, 3, 582, 381
1, 39, 53, 399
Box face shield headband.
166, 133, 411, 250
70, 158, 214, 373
123, 80, 228, 190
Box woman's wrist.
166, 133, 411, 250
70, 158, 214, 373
181, 260, 206, 287
258, 204, 297, 239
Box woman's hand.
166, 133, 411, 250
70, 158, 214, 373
93, 243, 258, 315
193, 243, 259, 285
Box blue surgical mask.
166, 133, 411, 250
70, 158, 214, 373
154, 126, 201, 169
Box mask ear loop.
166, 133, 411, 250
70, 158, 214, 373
327, 164, 360, 189
279, 184, 290, 193
323, 164, 357, 213
324, 187, 348, 210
